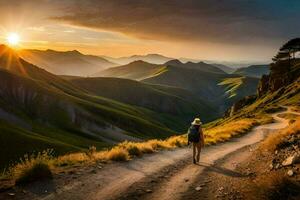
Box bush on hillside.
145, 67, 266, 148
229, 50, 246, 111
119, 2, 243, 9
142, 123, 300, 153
15, 162, 52, 185
105, 147, 129, 161
12, 150, 54, 185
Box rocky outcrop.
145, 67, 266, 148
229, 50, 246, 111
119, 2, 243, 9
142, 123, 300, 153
257, 59, 300, 97
224, 95, 257, 117
257, 74, 270, 97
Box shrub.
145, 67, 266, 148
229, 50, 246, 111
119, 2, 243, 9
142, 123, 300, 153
11, 150, 54, 185
55, 152, 89, 167
106, 147, 129, 161
15, 162, 52, 185
148, 139, 172, 150
137, 143, 154, 154
118, 142, 143, 157
166, 136, 187, 147
127, 145, 142, 156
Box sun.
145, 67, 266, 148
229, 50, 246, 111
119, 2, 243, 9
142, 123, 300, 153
7, 33, 20, 46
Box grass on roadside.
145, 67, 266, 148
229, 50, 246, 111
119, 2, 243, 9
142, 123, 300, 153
259, 117, 300, 152
1, 116, 267, 185
204, 118, 258, 144
11, 150, 53, 185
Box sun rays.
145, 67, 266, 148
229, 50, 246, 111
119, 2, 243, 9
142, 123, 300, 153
7, 33, 20, 46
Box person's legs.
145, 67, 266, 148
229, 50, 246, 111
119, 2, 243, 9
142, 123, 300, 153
192, 143, 196, 163
196, 143, 202, 162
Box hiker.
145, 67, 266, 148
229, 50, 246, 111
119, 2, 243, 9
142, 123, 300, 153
188, 118, 204, 164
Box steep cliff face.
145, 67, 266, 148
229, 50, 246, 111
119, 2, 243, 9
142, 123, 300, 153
257, 59, 300, 97
224, 95, 257, 117
225, 59, 300, 117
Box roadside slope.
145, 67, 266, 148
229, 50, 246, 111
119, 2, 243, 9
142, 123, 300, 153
5, 108, 295, 200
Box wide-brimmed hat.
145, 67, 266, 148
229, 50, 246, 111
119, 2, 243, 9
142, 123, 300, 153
191, 118, 202, 125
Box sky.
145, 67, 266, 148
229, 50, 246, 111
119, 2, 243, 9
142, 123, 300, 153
0, 0, 300, 63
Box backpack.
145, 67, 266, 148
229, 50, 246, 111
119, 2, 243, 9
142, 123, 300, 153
187, 125, 200, 143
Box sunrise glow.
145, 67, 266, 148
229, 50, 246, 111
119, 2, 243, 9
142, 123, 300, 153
7, 33, 20, 46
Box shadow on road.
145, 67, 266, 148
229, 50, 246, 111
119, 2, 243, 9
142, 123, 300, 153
196, 162, 248, 178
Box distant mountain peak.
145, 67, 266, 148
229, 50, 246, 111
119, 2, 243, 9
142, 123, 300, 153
165, 59, 183, 66
68, 50, 82, 55
44, 49, 82, 56
130, 60, 150, 65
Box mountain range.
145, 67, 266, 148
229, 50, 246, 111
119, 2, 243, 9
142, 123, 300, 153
0, 45, 272, 168
0, 45, 193, 167
95, 59, 260, 113
19, 49, 117, 76
103, 54, 174, 65
18, 49, 271, 80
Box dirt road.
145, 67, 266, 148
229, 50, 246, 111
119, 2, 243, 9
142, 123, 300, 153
9, 108, 298, 200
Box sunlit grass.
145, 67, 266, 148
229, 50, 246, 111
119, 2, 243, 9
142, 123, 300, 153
10, 150, 54, 185
218, 77, 244, 98
204, 118, 258, 144
259, 117, 300, 152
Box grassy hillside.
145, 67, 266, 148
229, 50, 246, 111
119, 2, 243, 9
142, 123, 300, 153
96, 60, 226, 80
94, 60, 259, 113
164, 59, 226, 74
0, 46, 186, 169
211, 63, 235, 73
19, 49, 117, 76
142, 65, 259, 112
227, 60, 300, 120
93, 60, 164, 80
218, 76, 259, 98
70, 77, 218, 122
234, 65, 269, 78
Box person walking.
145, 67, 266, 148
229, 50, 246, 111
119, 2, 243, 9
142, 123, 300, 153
187, 118, 204, 164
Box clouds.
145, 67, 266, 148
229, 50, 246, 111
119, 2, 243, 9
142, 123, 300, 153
50, 0, 300, 44
0, 0, 299, 61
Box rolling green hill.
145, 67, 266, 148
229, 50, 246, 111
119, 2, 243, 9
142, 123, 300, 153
69, 77, 218, 122
164, 59, 226, 74
93, 60, 165, 80
218, 77, 260, 98
142, 65, 259, 112
0, 45, 185, 168
234, 65, 269, 78
211, 63, 235, 73
95, 59, 260, 113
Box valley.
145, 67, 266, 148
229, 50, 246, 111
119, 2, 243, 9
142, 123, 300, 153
0, 44, 267, 169
0, 38, 299, 200
0, 2, 300, 200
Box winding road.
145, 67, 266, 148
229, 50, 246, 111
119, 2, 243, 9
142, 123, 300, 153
16, 107, 299, 200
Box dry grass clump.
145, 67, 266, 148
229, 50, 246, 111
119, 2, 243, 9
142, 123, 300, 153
116, 136, 187, 157
10, 150, 53, 185
117, 141, 154, 157
54, 152, 89, 167
166, 135, 187, 147
260, 117, 300, 152
204, 118, 257, 144
147, 139, 172, 150
104, 147, 130, 161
